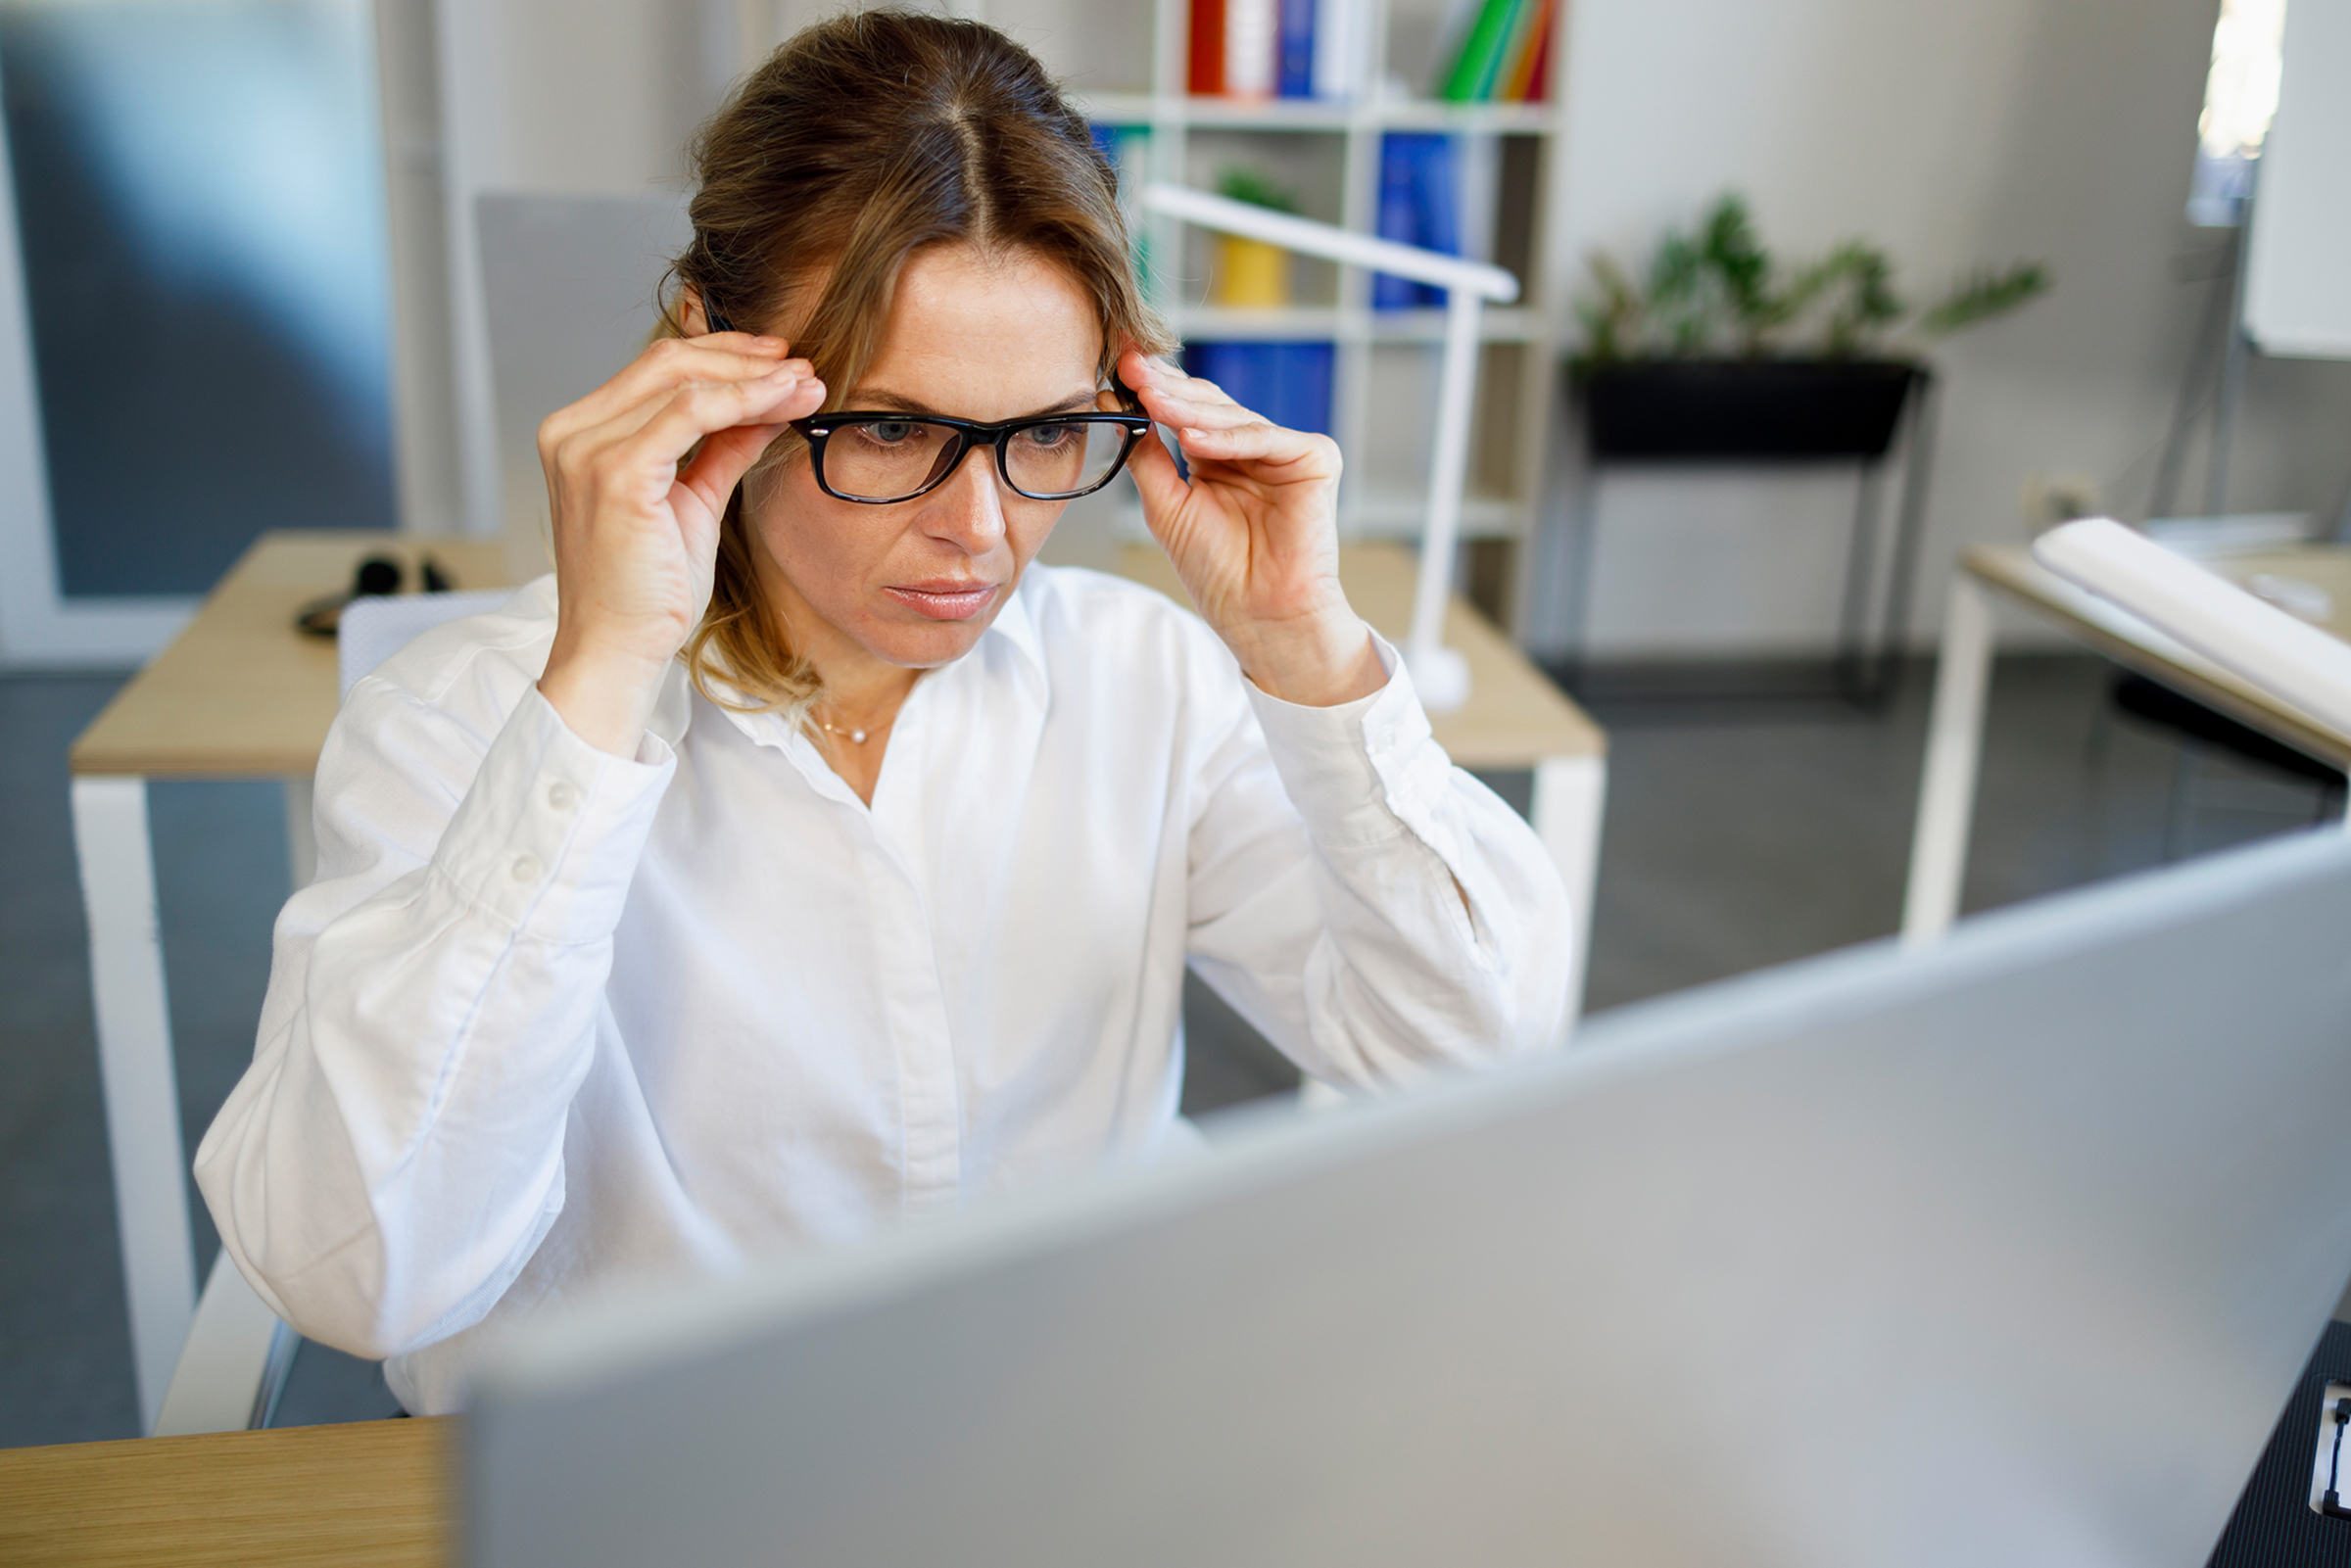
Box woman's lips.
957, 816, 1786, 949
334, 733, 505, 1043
884, 581, 1000, 620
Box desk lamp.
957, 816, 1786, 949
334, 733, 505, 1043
1140, 184, 1519, 713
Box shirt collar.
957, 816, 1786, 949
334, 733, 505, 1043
669, 567, 1052, 754
648, 658, 695, 751
984, 568, 1048, 688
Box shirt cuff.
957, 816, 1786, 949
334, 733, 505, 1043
429, 685, 677, 942
1244, 631, 1459, 853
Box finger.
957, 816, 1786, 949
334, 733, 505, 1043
674, 377, 828, 518
545, 336, 802, 451
1132, 376, 1267, 436
557, 341, 801, 439
580, 364, 825, 495
693, 329, 789, 352
1120, 344, 1245, 407
1118, 342, 1190, 395
1125, 423, 1192, 528
557, 352, 817, 467
1174, 418, 1331, 476
1121, 350, 1231, 405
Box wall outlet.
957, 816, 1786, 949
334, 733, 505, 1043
2022, 472, 2101, 533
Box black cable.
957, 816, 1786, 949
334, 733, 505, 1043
2323, 1397, 2350, 1516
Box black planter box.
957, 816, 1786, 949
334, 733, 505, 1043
1577, 358, 1923, 461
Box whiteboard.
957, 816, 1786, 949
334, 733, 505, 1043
2244, 0, 2351, 358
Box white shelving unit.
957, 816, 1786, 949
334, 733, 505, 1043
1066, 0, 1570, 575
752, 0, 1572, 597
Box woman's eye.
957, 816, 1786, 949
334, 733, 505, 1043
1019, 422, 1080, 450
854, 420, 922, 446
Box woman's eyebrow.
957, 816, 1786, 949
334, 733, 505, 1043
843, 389, 1104, 418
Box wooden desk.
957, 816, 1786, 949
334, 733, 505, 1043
71, 532, 1604, 1434
0, 1417, 448, 1567
69, 534, 510, 1431
71, 537, 510, 779
1899, 542, 2351, 941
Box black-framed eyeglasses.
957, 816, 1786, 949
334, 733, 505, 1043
789, 404, 1153, 504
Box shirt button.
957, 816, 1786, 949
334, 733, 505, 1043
511, 854, 541, 882
547, 781, 577, 812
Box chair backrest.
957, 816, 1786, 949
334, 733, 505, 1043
338, 591, 514, 699
475, 193, 691, 540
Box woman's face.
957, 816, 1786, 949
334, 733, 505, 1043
746, 243, 1105, 674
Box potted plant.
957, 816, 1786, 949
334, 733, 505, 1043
1570, 196, 2049, 459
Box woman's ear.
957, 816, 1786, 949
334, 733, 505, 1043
681, 288, 711, 336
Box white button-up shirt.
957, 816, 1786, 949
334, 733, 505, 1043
194, 564, 1572, 1413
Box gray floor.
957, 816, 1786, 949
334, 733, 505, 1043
3, 655, 2335, 1448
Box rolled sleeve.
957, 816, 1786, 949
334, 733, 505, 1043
1199, 620, 1572, 1083
1243, 632, 1463, 862
428, 684, 676, 944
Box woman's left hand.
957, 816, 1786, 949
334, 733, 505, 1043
1121, 346, 1385, 707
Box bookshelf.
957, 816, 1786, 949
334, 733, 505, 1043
1081, 0, 1565, 581
751, 0, 1571, 608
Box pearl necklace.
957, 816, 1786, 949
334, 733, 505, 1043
814, 712, 893, 746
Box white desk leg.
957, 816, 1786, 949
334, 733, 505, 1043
1533, 753, 1608, 1034
283, 774, 316, 889
1900, 578, 1995, 947
71, 774, 196, 1436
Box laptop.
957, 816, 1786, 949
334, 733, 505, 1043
465, 828, 2351, 1568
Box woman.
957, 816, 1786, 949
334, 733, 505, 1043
196, 10, 1570, 1415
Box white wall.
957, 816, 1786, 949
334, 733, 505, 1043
409, 0, 743, 538
397, 0, 2351, 641
1533, 0, 2351, 657
410, 0, 1141, 546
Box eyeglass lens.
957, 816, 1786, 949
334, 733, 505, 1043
823, 418, 1129, 501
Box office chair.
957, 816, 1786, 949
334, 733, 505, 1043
156, 193, 685, 1435
152, 588, 513, 1436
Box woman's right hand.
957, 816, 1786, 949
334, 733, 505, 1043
535, 332, 826, 756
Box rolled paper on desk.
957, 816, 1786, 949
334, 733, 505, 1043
2034, 516, 2351, 738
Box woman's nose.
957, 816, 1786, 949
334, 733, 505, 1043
924, 441, 1009, 552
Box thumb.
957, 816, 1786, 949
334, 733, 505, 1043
674, 373, 825, 519
1126, 425, 1193, 541
675, 422, 790, 524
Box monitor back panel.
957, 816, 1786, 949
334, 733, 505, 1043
468, 831, 2351, 1568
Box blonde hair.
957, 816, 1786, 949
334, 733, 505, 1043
660, 8, 1176, 715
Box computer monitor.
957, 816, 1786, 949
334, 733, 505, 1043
465, 828, 2351, 1568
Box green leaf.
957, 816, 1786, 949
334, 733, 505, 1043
1917, 262, 2051, 337
1699, 194, 1770, 319
1568, 194, 2048, 362
1571, 250, 1643, 364
1818, 243, 1901, 356
1214, 166, 1301, 214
